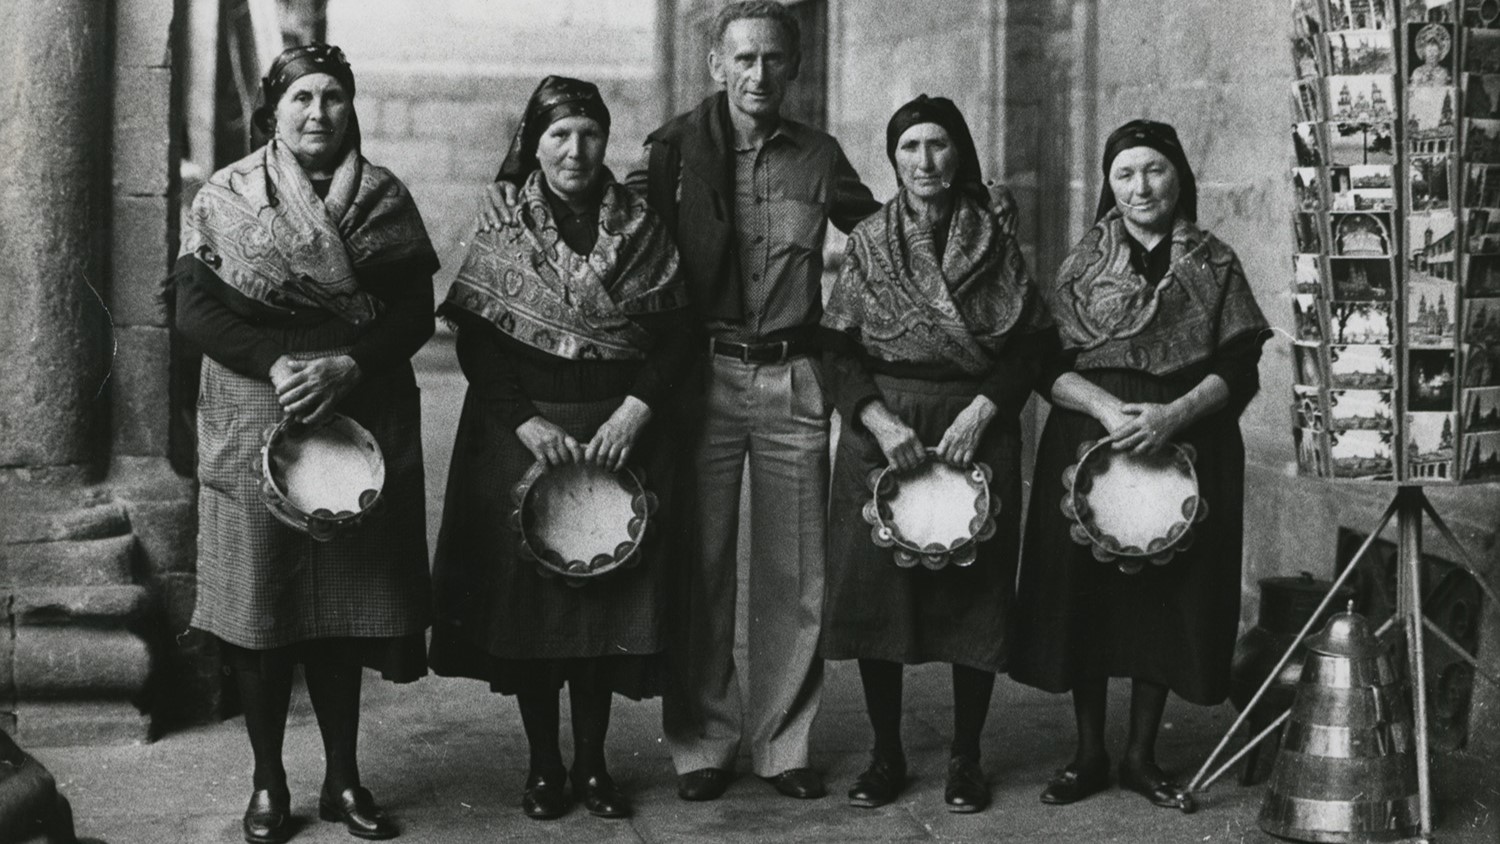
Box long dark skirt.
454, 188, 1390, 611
191, 355, 430, 682
1009, 369, 1245, 705
429, 394, 673, 699
820, 374, 1022, 672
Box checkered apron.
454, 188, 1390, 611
191, 353, 431, 648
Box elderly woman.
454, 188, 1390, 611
819, 96, 1052, 814
428, 76, 690, 822
1010, 120, 1269, 813
172, 44, 437, 843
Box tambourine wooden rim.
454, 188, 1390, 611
861, 450, 999, 570
258, 413, 385, 542
1061, 439, 1206, 574
508, 460, 658, 586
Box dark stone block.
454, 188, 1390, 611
112, 0, 172, 67
109, 327, 171, 459
0, 503, 128, 544
108, 195, 171, 327
0, 537, 135, 586
122, 498, 195, 576
110, 67, 171, 196
10, 586, 149, 627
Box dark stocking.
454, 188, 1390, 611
516, 688, 565, 776
303, 639, 364, 794
1070, 674, 1109, 771
567, 683, 613, 779
1123, 678, 1170, 777
232, 649, 295, 797
950, 665, 995, 761
856, 659, 904, 763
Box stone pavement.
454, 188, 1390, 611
31, 339, 1498, 844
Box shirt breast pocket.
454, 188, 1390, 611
768, 195, 826, 257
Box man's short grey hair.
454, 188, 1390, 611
711, 1, 801, 57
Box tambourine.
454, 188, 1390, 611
508, 460, 658, 586
1060, 439, 1206, 574
862, 452, 999, 570
259, 413, 385, 541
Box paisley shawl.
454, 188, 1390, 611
1048, 209, 1268, 376
822, 188, 1039, 375
180, 139, 436, 326
443, 170, 685, 360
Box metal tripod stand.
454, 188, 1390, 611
1187, 486, 1500, 841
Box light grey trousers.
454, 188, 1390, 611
663, 353, 829, 776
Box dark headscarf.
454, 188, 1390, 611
252, 43, 358, 137
1095, 119, 1197, 223
497, 76, 612, 185
885, 95, 983, 191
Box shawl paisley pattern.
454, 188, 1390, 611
181, 140, 436, 325
443, 171, 685, 360
823, 189, 1039, 375
1049, 210, 1268, 375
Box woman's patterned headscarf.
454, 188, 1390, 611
1095, 119, 1197, 223
496, 76, 612, 185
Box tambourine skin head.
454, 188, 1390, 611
516, 461, 653, 584
864, 458, 995, 571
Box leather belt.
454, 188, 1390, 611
709, 336, 817, 364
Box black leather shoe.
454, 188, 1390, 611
1119, 763, 1197, 814
765, 767, 827, 799
848, 755, 906, 808
521, 769, 571, 820
1039, 758, 1110, 805
944, 756, 989, 814
573, 771, 631, 819
242, 789, 291, 844
677, 767, 732, 801
318, 786, 397, 839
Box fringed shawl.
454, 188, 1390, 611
180, 140, 436, 326
1048, 209, 1268, 376
443, 170, 685, 360
822, 189, 1041, 375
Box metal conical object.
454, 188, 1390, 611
1258, 607, 1420, 843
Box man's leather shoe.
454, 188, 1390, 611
765, 768, 826, 799
1119, 763, 1197, 814
847, 755, 906, 808
521, 769, 571, 820
944, 756, 989, 814
242, 789, 291, 844
1039, 758, 1110, 805
677, 767, 731, 801
318, 786, 397, 839
573, 771, 631, 819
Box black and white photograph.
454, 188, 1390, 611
1461, 431, 1500, 478
1329, 119, 1396, 165
6, 1, 1500, 841
1330, 343, 1394, 387
1408, 276, 1459, 346
1410, 349, 1459, 410
1329, 429, 1395, 479
1407, 22, 1454, 85
1326, 75, 1396, 121
1465, 342, 1500, 386
1406, 412, 1458, 479
1331, 299, 1395, 343
1331, 211, 1393, 255
1462, 386, 1500, 431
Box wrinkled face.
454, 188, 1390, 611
894, 123, 958, 202
1108, 146, 1180, 232
709, 17, 797, 123
536, 115, 608, 200
274, 73, 351, 172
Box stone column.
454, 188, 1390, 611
0, 0, 111, 477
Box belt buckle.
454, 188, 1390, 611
772, 340, 789, 364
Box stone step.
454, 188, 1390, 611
10, 585, 149, 627
0, 501, 129, 544
10, 701, 149, 747
0, 536, 135, 586
11, 627, 151, 702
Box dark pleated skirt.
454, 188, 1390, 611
1009, 369, 1245, 705
428, 393, 674, 699
820, 374, 1022, 672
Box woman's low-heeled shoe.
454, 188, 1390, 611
944, 756, 989, 814
1039, 760, 1110, 805
847, 755, 907, 808
242, 789, 291, 844
318, 786, 397, 839
574, 772, 632, 819
1118, 764, 1197, 814
521, 769, 571, 820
